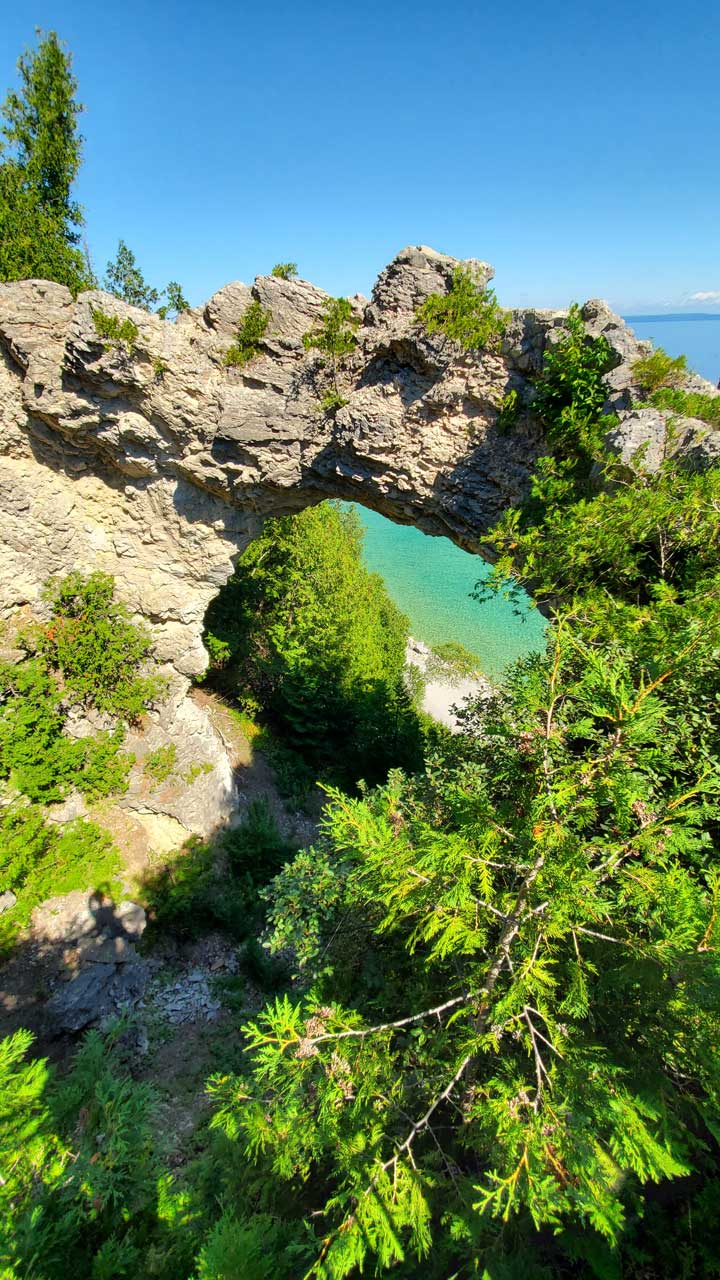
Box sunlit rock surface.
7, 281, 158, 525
1, 247, 717, 830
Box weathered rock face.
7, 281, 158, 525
1, 246, 717, 830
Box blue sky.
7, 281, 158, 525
1, 0, 718, 311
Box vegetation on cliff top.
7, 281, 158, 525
0, 30, 90, 293
417, 263, 507, 350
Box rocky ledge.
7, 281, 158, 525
1, 245, 717, 832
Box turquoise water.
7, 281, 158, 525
350, 319, 717, 681
352, 506, 546, 681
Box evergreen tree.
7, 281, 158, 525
103, 238, 160, 310
206, 326, 720, 1277
203, 502, 425, 783
0, 30, 90, 291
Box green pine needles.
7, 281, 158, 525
0, 31, 91, 293
91, 307, 139, 355
224, 299, 271, 367
303, 297, 359, 412
271, 261, 298, 279
417, 264, 507, 351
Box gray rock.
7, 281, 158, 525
47, 958, 149, 1033
0, 889, 17, 914
45, 792, 89, 825
1, 248, 718, 836
604, 409, 670, 475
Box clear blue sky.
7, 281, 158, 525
1, 0, 718, 311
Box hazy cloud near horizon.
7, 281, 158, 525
688, 291, 720, 304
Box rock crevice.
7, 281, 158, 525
1, 246, 717, 831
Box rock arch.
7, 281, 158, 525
1, 246, 716, 831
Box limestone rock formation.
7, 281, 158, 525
1, 247, 717, 832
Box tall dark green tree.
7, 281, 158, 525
0, 30, 91, 292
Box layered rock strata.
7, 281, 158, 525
1, 246, 717, 831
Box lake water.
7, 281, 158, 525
352, 317, 720, 680
626, 315, 720, 384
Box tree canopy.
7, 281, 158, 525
0, 30, 90, 292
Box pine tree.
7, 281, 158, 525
0, 30, 90, 291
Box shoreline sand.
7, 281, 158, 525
405, 638, 494, 730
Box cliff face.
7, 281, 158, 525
1, 245, 717, 830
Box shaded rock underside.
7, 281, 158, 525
1, 244, 717, 833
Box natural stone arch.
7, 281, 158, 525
1, 246, 717, 832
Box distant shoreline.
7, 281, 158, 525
623, 313, 720, 323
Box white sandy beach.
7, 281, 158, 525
405, 638, 494, 730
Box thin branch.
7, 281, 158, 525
301, 992, 472, 1048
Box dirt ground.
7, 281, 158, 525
0, 688, 317, 1130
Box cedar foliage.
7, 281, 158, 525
417, 264, 506, 350
208, 321, 720, 1277
224, 299, 271, 366
0, 30, 91, 291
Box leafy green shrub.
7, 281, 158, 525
104, 239, 159, 310
0, 574, 157, 805
152, 356, 170, 379
648, 384, 720, 423
496, 387, 519, 432
222, 798, 294, 883
302, 296, 358, 364
144, 742, 177, 784
416, 265, 506, 351
201, 503, 424, 786
224, 300, 270, 367
319, 388, 349, 414
632, 346, 688, 393
270, 262, 298, 280
302, 297, 359, 408
238, 937, 290, 992
80, 726, 134, 798
90, 307, 139, 355
157, 280, 190, 319
522, 303, 617, 503
0, 656, 84, 800
201, 632, 232, 674
139, 837, 254, 942
0, 804, 120, 952
0, 658, 133, 803
194, 1212, 311, 1279
1, 1025, 163, 1278
38, 571, 164, 720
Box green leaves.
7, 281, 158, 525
631, 346, 688, 394
224, 299, 271, 367
416, 266, 506, 351
91, 307, 139, 355
270, 261, 298, 280
38, 570, 165, 719
0, 31, 91, 292
200, 502, 425, 785
302, 296, 359, 363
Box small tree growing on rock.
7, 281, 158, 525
302, 297, 359, 413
